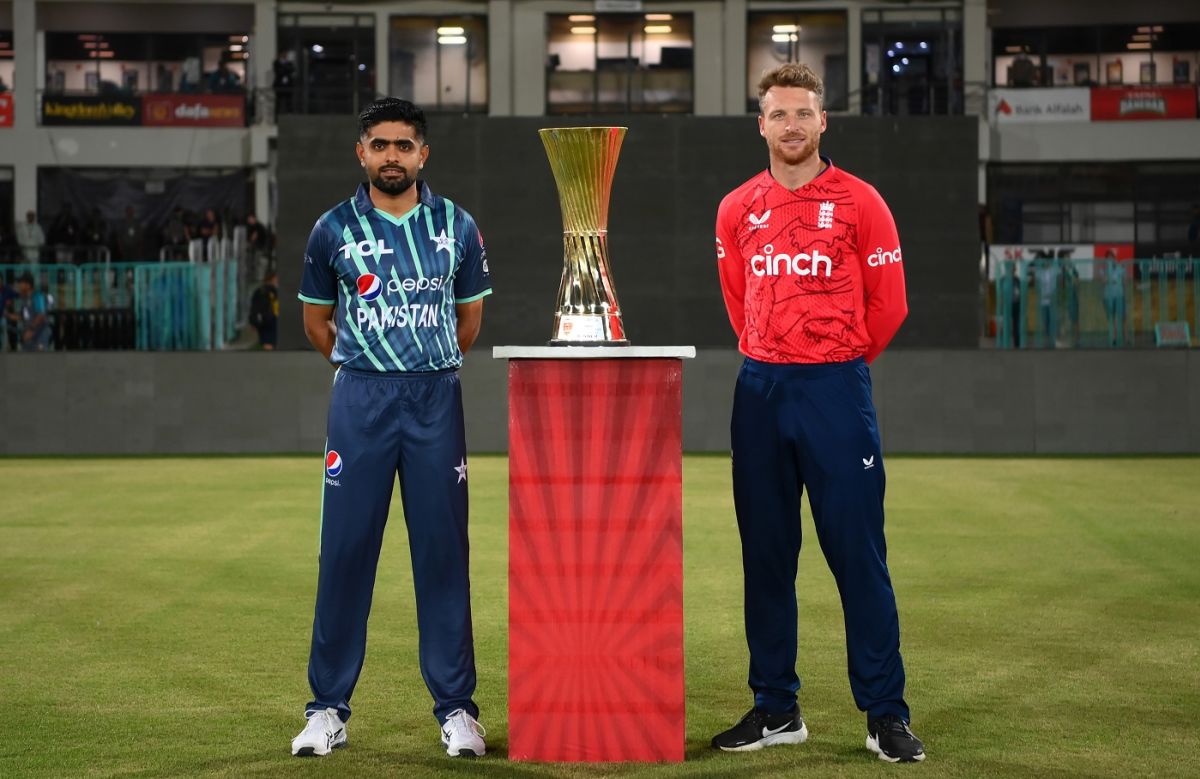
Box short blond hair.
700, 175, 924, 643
757, 63, 824, 112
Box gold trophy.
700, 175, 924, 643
539, 126, 628, 345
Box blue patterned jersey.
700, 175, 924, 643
298, 181, 492, 372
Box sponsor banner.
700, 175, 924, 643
1091, 86, 1197, 120
42, 95, 141, 125
988, 87, 1090, 123
0, 95, 12, 127
142, 93, 246, 127
988, 243, 1135, 280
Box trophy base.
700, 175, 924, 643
547, 339, 629, 347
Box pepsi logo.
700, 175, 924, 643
326, 450, 343, 477
357, 274, 382, 301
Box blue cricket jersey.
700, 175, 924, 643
299, 181, 493, 372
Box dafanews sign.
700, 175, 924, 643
42, 95, 141, 125
988, 88, 1090, 123
142, 93, 245, 127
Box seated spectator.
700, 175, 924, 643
84, 207, 110, 253
5, 272, 52, 351
198, 208, 219, 243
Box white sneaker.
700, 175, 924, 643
291, 707, 347, 757
441, 708, 486, 757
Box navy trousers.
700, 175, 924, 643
305, 367, 478, 725
731, 356, 909, 721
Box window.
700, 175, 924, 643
989, 162, 1200, 257
862, 7, 962, 115
991, 23, 1200, 87
278, 14, 375, 115
44, 32, 249, 94
746, 11, 847, 112
546, 13, 693, 114
390, 16, 487, 113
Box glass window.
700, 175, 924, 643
546, 13, 693, 114
278, 14, 375, 115
44, 32, 249, 94
862, 7, 962, 116
390, 16, 487, 113
992, 23, 1200, 87
989, 162, 1200, 256
746, 11, 846, 112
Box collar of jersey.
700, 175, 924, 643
352, 180, 435, 226
764, 154, 835, 194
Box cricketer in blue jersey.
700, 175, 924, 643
291, 98, 491, 760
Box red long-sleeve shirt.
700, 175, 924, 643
715, 161, 907, 364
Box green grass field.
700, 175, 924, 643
2, 456, 1198, 778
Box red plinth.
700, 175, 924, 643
507, 358, 685, 762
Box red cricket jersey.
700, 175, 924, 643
715, 160, 907, 364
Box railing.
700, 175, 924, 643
991, 258, 1199, 349
2, 259, 238, 351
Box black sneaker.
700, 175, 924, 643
866, 714, 925, 762
711, 706, 808, 752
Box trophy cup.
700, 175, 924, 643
539, 126, 628, 345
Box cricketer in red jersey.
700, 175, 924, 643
709, 63, 925, 764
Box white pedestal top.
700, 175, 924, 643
492, 346, 696, 359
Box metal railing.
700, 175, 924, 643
2, 259, 239, 351
991, 258, 1199, 349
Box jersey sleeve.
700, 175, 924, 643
715, 195, 746, 339
298, 217, 337, 305
856, 185, 907, 363
453, 210, 493, 304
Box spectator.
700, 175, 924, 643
248, 271, 279, 350
16, 210, 46, 265
1103, 251, 1127, 347
209, 63, 242, 93
162, 206, 190, 249
180, 57, 201, 92
49, 203, 81, 262
1034, 259, 1060, 348
246, 213, 271, 278
83, 207, 110, 258
198, 208, 219, 243
0, 275, 17, 349
5, 272, 52, 351
117, 205, 147, 261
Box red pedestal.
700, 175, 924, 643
505, 356, 686, 762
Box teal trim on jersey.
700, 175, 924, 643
401, 219, 425, 278
369, 200, 422, 227
455, 289, 493, 304
298, 293, 336, 305
341, 224, 406, 370
337, 273, 387, 372
445, 200, 457, 240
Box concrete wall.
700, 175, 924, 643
3, 349, 1197, 454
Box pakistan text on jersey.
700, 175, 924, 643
356, 304, 440, 331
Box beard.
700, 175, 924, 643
772, 134, 820, 166
370, 166, 416, 195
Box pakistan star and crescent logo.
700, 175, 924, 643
433, 230, 455, 255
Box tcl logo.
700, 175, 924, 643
340, 239, 395, 259
867, 246, 903, 267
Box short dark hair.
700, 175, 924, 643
17, 271, 35, 286
358, 98, 427, 141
